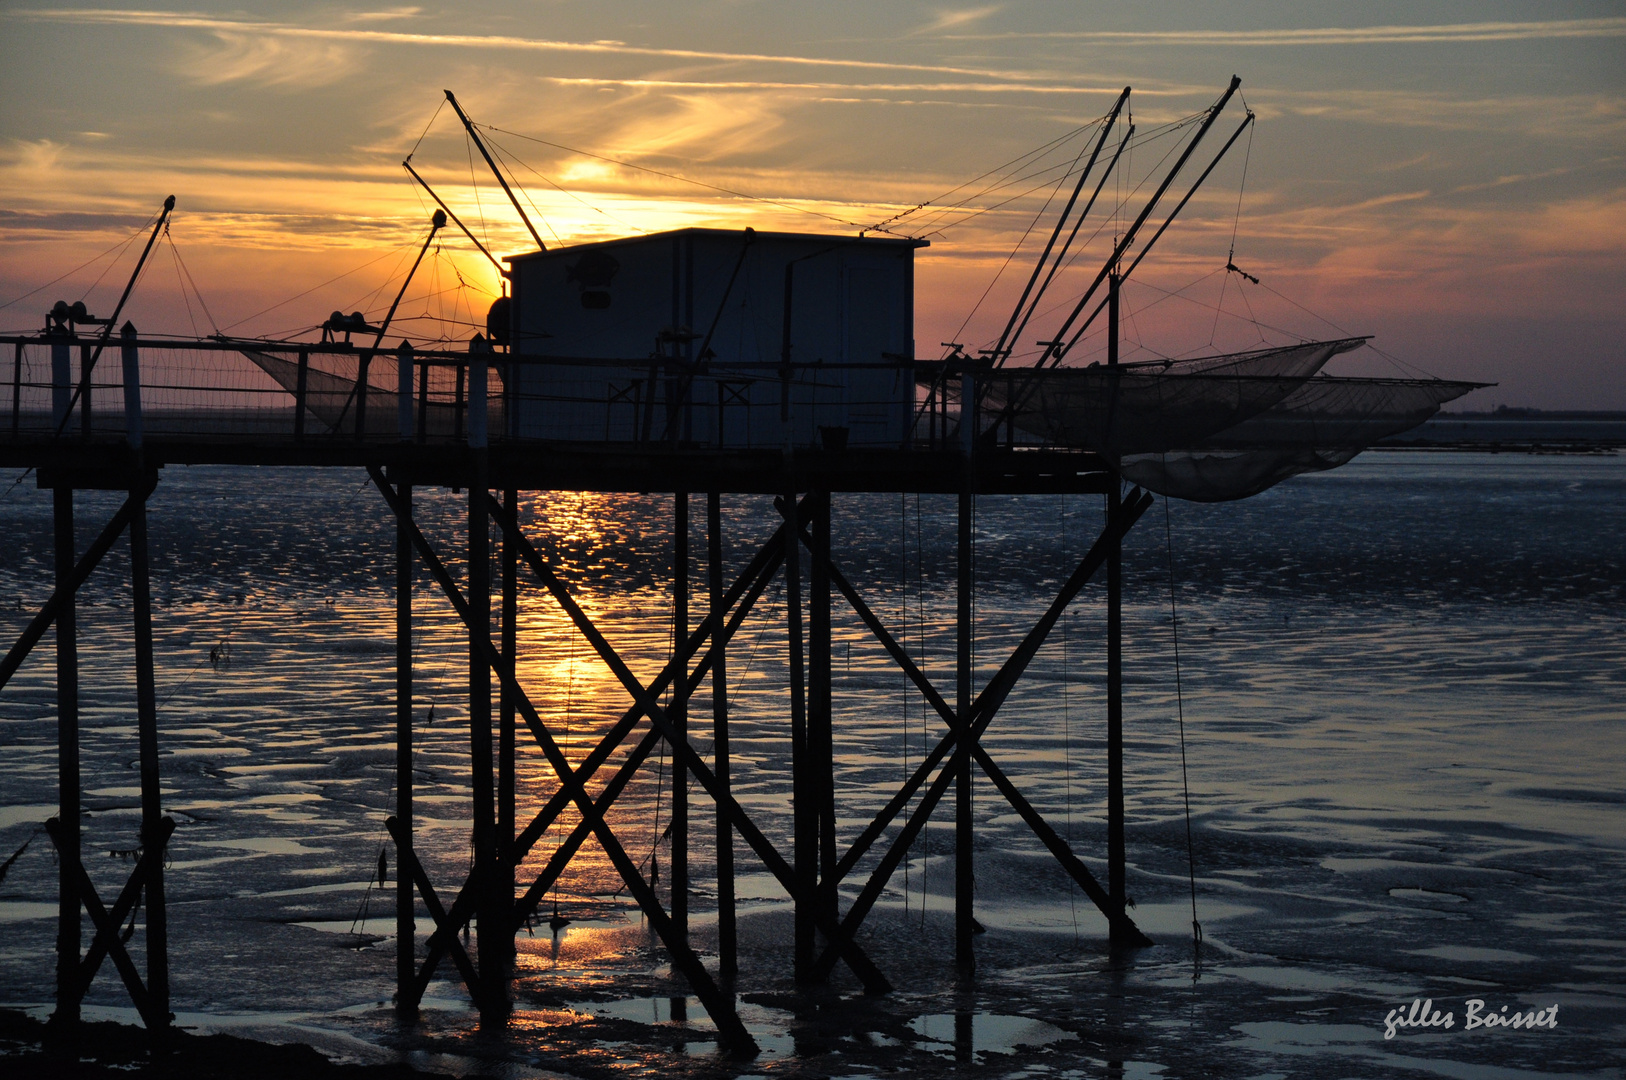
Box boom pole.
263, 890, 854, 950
403, 160, 505, 273
53, 195, 175, 437
989, 87, 1130, 366
444, 90, 547, 252
1038, 76, 1242, 369
1056, 110, 1257, 360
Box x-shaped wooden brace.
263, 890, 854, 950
44, 815, 174, 1030
791, 489, 1157, 980
397, 498, 799, 1005
508, 523, 788, 929
486, 494, 893, 996
383, 815, 494, 1014
0, 475, 157, 692
370, 468, 762, 1054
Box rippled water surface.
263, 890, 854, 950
0, 451, 1622, 1078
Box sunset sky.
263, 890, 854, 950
1, 2, 1622, 408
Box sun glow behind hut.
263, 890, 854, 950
503, 228, 925, 448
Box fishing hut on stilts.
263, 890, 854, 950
0, 78, 1481, 1056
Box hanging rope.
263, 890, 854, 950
899, 492, 912, 915
1161, 491, 1201, 960
1060, 496, 1078, 942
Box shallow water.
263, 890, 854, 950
0, 451, 1622, 1078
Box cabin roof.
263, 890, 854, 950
504, 226, 927, 264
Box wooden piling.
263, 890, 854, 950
785, 484, 813, 980
672, 492, 689, 943
708, 492, 737, 976
129, 484, 168, 1028
466, 353, 503, 1016
809, 492, 836, 928
955, 488, 975, 978
500, 488, 518, 956
395, 482, 414, 1008
1106, 268, 1128, 941
53, 485, 81, 1027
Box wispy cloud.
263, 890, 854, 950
910, 5, 1003, 37
179, 31, 357, 87
11, 8, 1060, 82
541, 76, 1151, 97
345, 6, 422, 23
934, 18, 1626, 47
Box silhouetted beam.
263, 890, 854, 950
444, 91, 546, 252
709, 492, 737, 976
64, 816, 173, 1010
989, 87, 1129, 364
511, 526, 784, 929
1057, 112, 1258, 360
128, 488, 168, 1026
508, 501, 804, 864
385, 817, 492, 1015
44, 818, 166, 1031
789, 489, 1151, 885
672, 492, 689, 942
489, 495, 892, 995
52, 197, 173, 438
367, 468, 760, 1053
416, 513, 791, 995
403, 160, 503, 272
0, 477, 155, 692
796, 491, 1155, 978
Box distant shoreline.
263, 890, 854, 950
1381, 409, 1626, 453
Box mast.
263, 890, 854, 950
1056, 110, 1256, 360
52, 195, 175, 437
1038, 76, 1242, 369
444, 90, 547, 252
988, 87, 1130, 366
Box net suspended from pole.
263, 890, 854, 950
1118, 375, 1482, 501
967, 339, 1484, 501
982, 337, 1368, 455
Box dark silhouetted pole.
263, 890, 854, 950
123, 325, 167, 1028
786, 483, 812, 979
955, 486, 975, 979
466, 341, 503, 1016
708, 492, 736, 976
1106, 268, 1128, 940
672, 492, 689, 943
810, 492, 835, 926
444, 91, 547, 252
396, 481, 415, 1008
500, 488, 518, 957
53, 484, 80, 1028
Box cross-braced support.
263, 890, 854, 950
781, 489, 1156, 982
7, 476, 174, 1039
376, 469, 899, 1054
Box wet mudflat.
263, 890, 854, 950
1, 452, 1622, 1078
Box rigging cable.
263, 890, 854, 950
479, 135, 563, 246
167, 228, 220, 335
1061, 495, 1078, 942
0, 211, 158, 314
941, 146, 1086, 357
480, 131, 638, 234
409, 99, 447, 158
1162, 492, 1201, 960
1211, 117, 1255, 347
